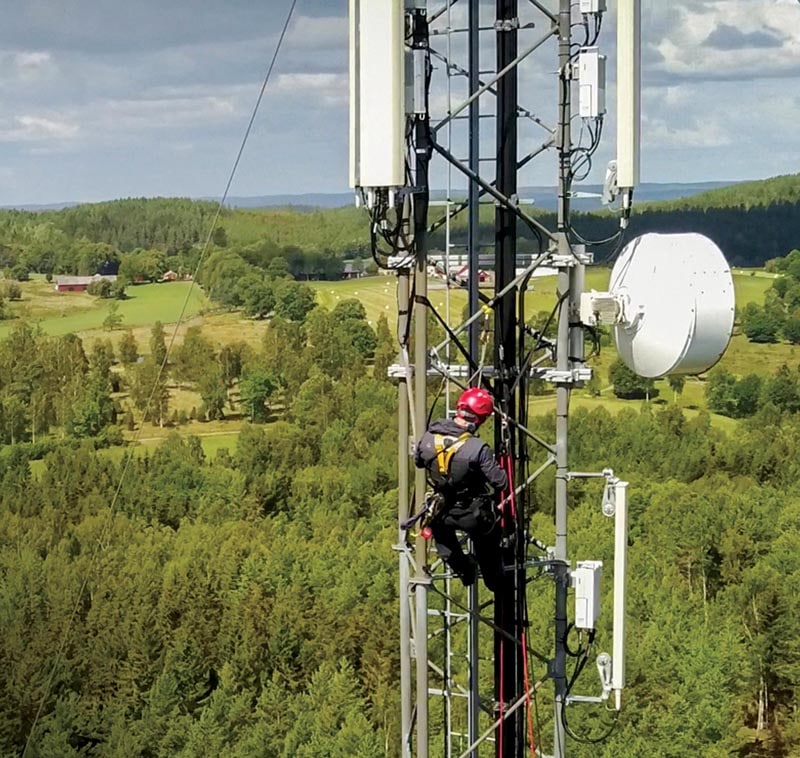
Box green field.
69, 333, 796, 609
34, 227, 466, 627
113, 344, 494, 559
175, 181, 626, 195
309, 269, 783, 432
28, 430, 241, 479
310, 268, 773, 328
0, 280, 207, 338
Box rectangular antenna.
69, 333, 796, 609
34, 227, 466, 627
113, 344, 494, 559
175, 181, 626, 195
349, 0, 406, 191
616, 0, 641, 189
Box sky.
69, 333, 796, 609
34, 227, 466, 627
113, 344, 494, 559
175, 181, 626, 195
0, 0, 798, 206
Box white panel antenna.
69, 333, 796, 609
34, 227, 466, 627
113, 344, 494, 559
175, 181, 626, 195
611, 479, 628, 710
616, 0, 641, 190
349, 0, 406, 195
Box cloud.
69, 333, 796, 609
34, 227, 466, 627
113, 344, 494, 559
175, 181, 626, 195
273, 72, 348, 107
15, 51, 52, 69
286, 15, 347, 52
0, 0, 796, 204
0, 1, 344, 54
704, 23, 785, 49
643, 116, 733, 150
0, 114, 80, 141
0, 49, 59, 90
649, 1, 800, 82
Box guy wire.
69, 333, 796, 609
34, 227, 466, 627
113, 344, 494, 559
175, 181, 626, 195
21, 1, 299, 753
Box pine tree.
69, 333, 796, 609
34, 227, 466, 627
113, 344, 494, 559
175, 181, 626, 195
149, 321, 168, 367
118, 330, 139, 364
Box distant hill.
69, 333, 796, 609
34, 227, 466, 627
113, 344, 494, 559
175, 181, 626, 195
0, 175, 796, 268
562, 173, 800, 266
514, 181, 738, 212
641, 173, 800, 211
0, 201, 81, 212
2, 181, 740, 214
216, 181, 739, 212
219, 193, 355, 210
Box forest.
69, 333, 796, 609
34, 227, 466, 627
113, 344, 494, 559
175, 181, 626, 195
0, 172, 797, 280
3, 334, 800, 756
1, 178, 800, 756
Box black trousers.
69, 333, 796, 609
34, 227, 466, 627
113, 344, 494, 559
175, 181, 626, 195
431, 496, 503, 591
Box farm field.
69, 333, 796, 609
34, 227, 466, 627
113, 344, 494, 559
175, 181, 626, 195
312, 269, 615, 326
121, 423, 241, 458
0, 279, 207, 339
310, 268, 773, 328
27, 428, 240, 478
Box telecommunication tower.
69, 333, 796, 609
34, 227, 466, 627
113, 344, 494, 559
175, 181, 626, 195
349, 2, 734, 756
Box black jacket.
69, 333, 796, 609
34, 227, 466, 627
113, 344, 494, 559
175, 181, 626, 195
414, 419, 508, 498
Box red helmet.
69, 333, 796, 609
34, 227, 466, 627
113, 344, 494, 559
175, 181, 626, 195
456, 387, 494, 424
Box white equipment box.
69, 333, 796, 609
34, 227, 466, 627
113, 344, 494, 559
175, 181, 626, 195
578, 47, 606, 118
573, 560, 603, 630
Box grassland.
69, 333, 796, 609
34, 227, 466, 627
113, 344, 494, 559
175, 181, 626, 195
8, 269, 771, 347
0, 278, 207, 339
28, 427, 240, 478
310, 268, 773, 329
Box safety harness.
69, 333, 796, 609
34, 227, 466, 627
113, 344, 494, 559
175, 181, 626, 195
428, 431, 473, 490
401, 431, 473, 535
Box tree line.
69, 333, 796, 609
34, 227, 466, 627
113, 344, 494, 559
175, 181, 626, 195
705, 363, 800, 420
0, 174, 798, 282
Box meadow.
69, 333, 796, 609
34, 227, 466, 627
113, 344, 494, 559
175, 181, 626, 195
312, 269, 778, 432
0, 278, 206, 338
6, 267, 771, 348
311, 267, 772, 328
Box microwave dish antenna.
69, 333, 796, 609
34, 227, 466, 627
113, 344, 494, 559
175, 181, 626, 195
582, 232, 736, 378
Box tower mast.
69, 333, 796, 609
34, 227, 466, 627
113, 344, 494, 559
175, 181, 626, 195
350, 1, 644, 754
493, 1, 522, 755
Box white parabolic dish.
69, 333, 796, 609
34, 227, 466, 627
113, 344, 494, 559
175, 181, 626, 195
610, 232, 735, 378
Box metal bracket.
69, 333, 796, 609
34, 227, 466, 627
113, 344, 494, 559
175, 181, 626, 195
541, 551, 563, 576
602, 482, 616, 517
565, 694, 604, 705
533, 367, 593, 384
389, 364, 414, 379
426, 362, 469, 379
549, 250, 593, 267
567, 61, 581, 80
494, 18, 520, 31
386, 255, 415, 269
428, 362, 499, 380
